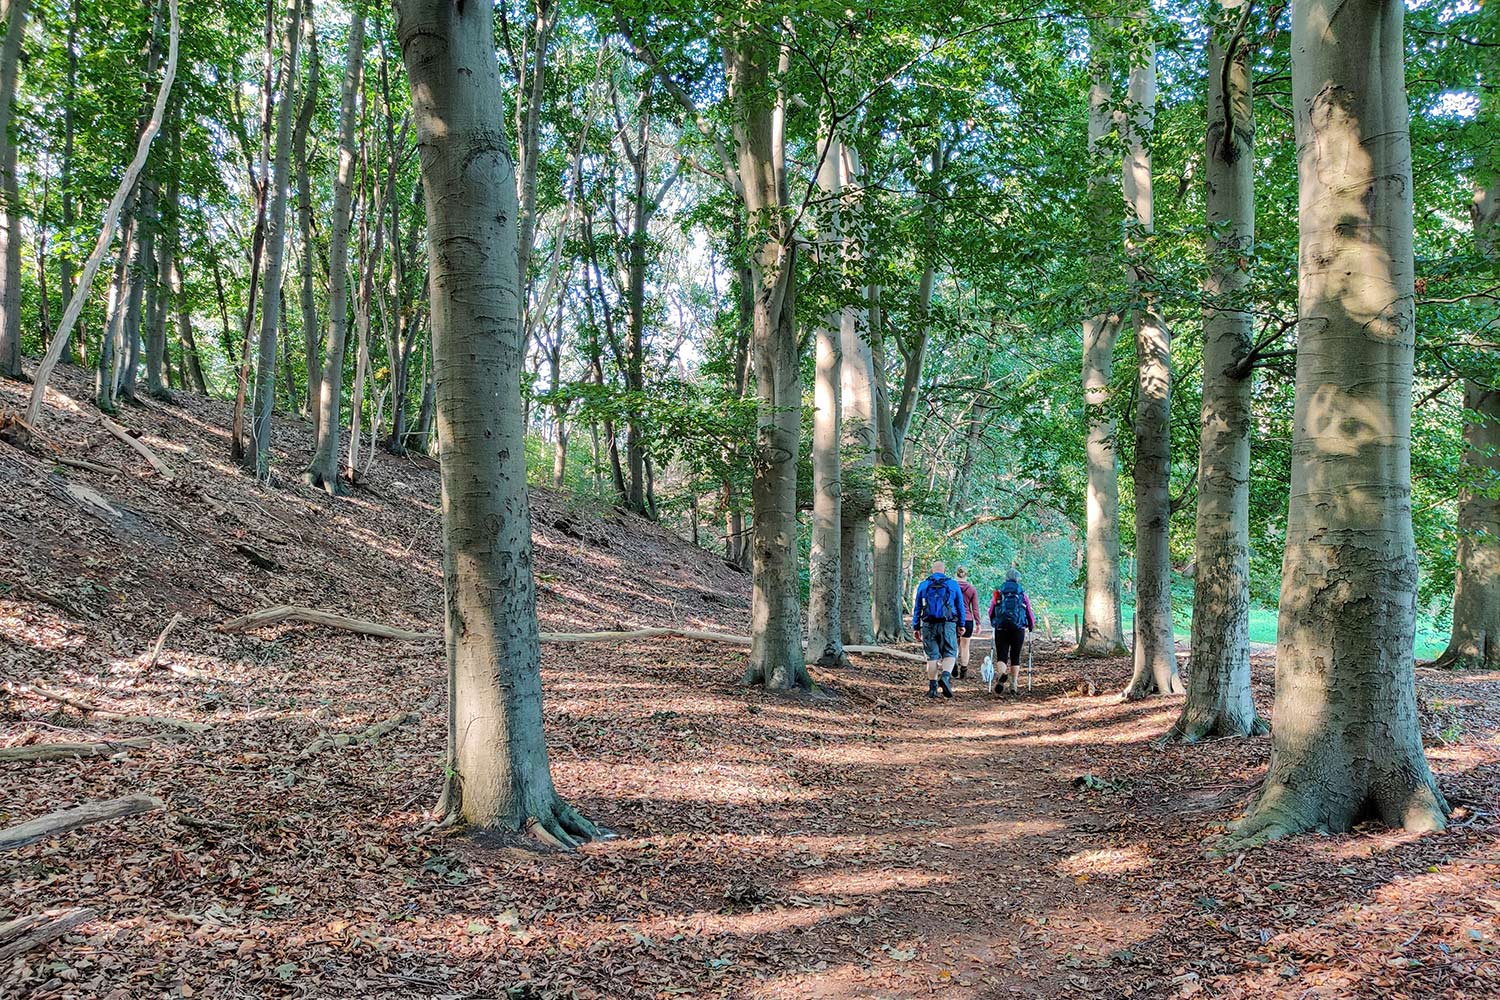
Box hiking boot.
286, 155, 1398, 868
939, 672, 953, 698
956, 665, 968, 680
927, 680, 939, 699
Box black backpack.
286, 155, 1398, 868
991, 583, 1026, 630
921, 575, 957, 623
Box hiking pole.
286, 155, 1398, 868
1026, 640, 1033, 691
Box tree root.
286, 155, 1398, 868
1158, 709, 1269, 746
525, 800, 609, 851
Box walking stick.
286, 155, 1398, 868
1026, 641, 1033, 690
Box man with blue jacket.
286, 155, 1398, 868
913, 560, 967, 699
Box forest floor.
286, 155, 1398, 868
4, 366, 1500, 1000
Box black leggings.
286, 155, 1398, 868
994, 624, 1026, 667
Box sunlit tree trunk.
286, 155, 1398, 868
0, 0, 29, 379
244, 0, 301, 478
1171, 0, 1265, 739
304, 2, 363, 492
1080, 28, 1126, 656
807, 132, 848, 669
1226, 0, 1448, 845
839, 148, 877, 645
393, 0, 598, 845
727, 24, 808, 690
1120, 31, 1183, 700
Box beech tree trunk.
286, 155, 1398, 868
144, 191, 170, 399
304, 2, 364, 493
728, 25, 808, 690
871, 142, 939, 645
806, 133, 848, 669
59, 0, 78, 365
1080, 30, 1126, 656
839, 175, 877, 644
244, 0, 301, 479
1434, 179, 1500, 669
1172, 0, 1265, 739
116, 184, 154, 401
394, 0, 598, 846
1120, 34, 1183, 700
1227, 0, 1448, 845
293, 0, 320, 427
0, 0, 28, 379
1436, 380, 1500, 669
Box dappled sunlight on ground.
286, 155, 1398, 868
5, 368, 1500, 997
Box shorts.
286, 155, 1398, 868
921, 620, 959, 661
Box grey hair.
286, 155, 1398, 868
1006, 568, 1020, 582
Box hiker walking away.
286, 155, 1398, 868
913, 560, 967, 699
954, 567, 980, 679
989, 569, 1035, 694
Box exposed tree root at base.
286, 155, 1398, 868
1159, 709, 1269, 746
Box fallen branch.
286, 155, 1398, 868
54, 456, 121, 476
220, 605, 438, 640
216, 606, 931, 663
7, 681, 210, 733
100, 415, 176, 480
0, 908, 98, 962
0, 735, 183, 762
298, 694, 439, 760
0, 794, 164, 852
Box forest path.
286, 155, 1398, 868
3, 369, 1499, 998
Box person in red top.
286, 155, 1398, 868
954, 567, 980, 679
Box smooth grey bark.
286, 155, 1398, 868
230, 0, 275, 461
1079, 32, 1126, 656
144, 186, 170, 399
116, 182, 154, 401
1436, 381, 1500, 669
1225, 0, 1448, 846
871, 145, 941, 643
1171, 0, 1266, 740
96, 202, 135, 410
1434, 179, 1500, 669
244, 0, 301, 479
0, 0, 28, 379
1120, 34, 1183, 701
807, 132, 848, 669
839, 154, 877, 646
727, 25, 808, 690
59, 0, 78, 364
393, 0, 598, 845
304, 2, 363, 493
293, 0, 319, 427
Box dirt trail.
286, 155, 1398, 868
4, 369, 1500, 999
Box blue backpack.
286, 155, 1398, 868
991, 583, 1026, 630
922, 575, 957, 623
